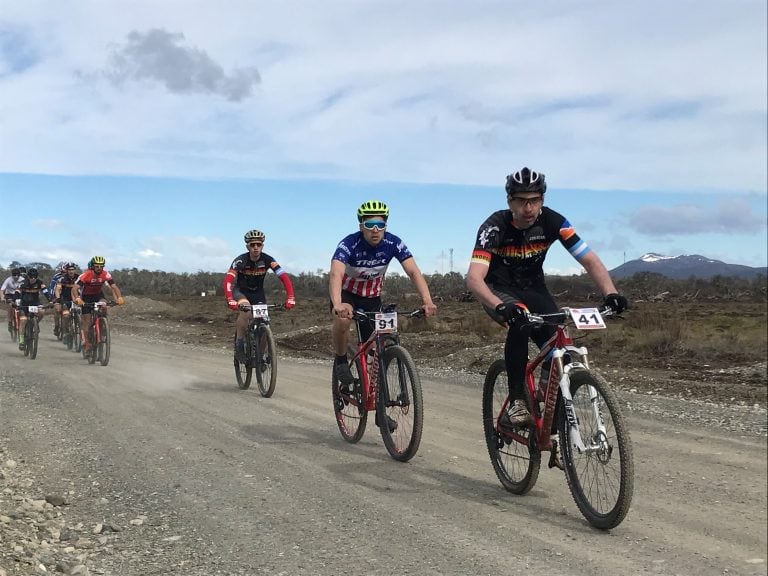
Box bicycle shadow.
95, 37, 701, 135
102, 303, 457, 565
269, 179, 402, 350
237, 419, 602, 533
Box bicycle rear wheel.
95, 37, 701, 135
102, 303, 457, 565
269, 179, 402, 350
234, 333, 252, 389
482, 359, 541, 494
331, 353, 367, 443
98, 318, 110, 366
254, 325, 277, 398
558, 369, 634, 529
378, 345, 423, 462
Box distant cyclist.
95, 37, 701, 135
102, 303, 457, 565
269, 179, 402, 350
1, 267, 24, 331
54, 262, 80, 344
17, 267, 53, 350
329, 200, 438, 391
49, 262, 67, 337
72, 256, 125, 351
223, 229, 296, 362
466, 167, 628, 428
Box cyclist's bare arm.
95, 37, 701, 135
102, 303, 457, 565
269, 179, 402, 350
576, 252, 618, 297
400, 257, 437, 316
329, 260, 352, 319
466, 261, 504, 310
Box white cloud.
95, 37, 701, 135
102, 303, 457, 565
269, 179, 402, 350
138, 249, 162, 258
0, 1, 765, 193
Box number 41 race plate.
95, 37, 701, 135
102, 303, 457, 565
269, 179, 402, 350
569, 308, 606, 330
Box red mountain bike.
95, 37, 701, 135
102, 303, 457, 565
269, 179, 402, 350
482, 306, 634, 529
7, 298, 21, 342
331, 305, 425, 462
82, 301, 116, 366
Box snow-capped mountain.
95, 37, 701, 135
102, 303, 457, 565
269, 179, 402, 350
610, 253, 766, 280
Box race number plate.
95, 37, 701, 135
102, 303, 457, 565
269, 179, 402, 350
374, 311, 397, 333
569, 308, 606, 330
27, 306, 39, 314
251, 304, 269, 320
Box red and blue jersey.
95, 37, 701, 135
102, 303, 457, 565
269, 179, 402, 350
332, 232, 413, 297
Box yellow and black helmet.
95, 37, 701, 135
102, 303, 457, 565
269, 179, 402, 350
89, 255, 106, 268
357, 200, 389, 222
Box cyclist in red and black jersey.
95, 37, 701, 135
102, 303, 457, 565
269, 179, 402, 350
223, 229, 296, 361
16, 267, 53, 350
466, 167, 628, 427
72, 256, 125, 350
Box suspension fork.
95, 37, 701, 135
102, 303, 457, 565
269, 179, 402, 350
559, 359, 608, 455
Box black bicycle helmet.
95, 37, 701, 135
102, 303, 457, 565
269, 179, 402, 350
505, 167, 547, 195
18, 266, 27, 274
27, 267, 39, 279
11, 268, 20, 276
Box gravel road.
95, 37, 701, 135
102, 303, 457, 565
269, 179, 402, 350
1, 327, 766, 576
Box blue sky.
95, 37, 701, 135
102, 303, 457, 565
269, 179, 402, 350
0, 1, 766, 276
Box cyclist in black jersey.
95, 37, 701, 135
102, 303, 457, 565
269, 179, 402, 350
223, 229, 296, 361
466, 167, 628, 427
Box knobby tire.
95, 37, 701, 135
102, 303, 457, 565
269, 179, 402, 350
254, 325, 277, 398
558, 369, 634, 529
29, 317, 39, 360
234, 332, 252, 390
377, 345, 423, 462
332, 350, 367, 443
482, 359, 541, 494
98, 317, 110, 366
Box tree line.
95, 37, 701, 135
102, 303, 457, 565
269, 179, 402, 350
2, 264, 765, 302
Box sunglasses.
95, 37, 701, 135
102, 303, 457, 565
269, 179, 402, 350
362, 220, 387, 231
508, 196, 543, 208
248, 241, 264, 248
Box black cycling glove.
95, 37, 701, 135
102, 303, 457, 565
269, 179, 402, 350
495, 303, 527, 325
603, 293, 628, 314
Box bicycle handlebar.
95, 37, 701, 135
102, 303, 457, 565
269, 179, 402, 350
524, 305, 616, 326
351, 307, 426, 322
238, 303, 283, 312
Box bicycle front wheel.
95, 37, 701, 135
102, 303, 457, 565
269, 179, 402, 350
9, 318, 18, 342
29, 318, 39, 360
482, 359, 541, 494
98, 318, 110, 366
254, 325, 277, 398
331, 353, 367, 443
378, 345, 423, 462
558, 369, 634, 529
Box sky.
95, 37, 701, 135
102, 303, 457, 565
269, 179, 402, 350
0, 1, 766, 277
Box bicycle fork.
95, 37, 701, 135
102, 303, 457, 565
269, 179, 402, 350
559, 360, 609, 457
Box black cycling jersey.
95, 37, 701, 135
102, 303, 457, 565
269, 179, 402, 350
471, 207, 591, 291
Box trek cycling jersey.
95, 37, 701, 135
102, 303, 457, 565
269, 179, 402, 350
17, 278, 52, 306
471, 207, 591, 291
332, 231, 413, 298
224, 252, 292, 303
76, 269, 116, 297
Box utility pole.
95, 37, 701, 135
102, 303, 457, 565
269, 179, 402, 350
449, 248, 454, 273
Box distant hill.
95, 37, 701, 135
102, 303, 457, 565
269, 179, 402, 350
610, 253, 767, 280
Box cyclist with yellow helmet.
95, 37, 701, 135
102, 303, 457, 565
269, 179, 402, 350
330, 200, 437, 387
72, 256, 125, 351
223, 229, 296, 362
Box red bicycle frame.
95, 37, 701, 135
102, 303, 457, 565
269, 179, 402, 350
347, 336, 383, 412
504, 322, 585, 454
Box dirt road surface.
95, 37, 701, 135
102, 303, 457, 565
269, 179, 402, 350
1, 327, 766, 576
